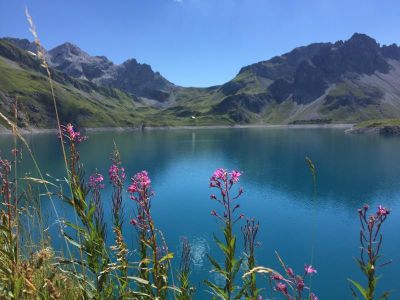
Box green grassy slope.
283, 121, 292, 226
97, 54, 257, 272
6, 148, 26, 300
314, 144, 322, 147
0, 56, 145, 128
3, 37, 400, 129
0, 40, 232, 128
354, 118, 400, 129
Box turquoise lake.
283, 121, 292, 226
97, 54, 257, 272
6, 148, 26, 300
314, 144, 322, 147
1, 127, 399, 299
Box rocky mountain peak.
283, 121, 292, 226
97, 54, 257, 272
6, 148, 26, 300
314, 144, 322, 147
48, 42, 89, 62
47, 43, 175, 100
346, 33, 379, 49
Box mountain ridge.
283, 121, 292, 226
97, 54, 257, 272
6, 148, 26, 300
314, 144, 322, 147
4, 37, 175, 103
1, 33, 400, 128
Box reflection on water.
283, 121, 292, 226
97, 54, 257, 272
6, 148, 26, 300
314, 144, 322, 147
0, 127, 399, 299
189, 236, 210, 269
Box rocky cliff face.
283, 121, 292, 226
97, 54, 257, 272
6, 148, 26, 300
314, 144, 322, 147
233, 33, 393, 104
4, 38, 174, 102
48, 42, 115, 81
211, 33, 400, 123
47, 42, 175, 102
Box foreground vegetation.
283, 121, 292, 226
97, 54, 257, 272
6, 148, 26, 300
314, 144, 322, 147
0, 123, 394, 299
0, 9, 396, 299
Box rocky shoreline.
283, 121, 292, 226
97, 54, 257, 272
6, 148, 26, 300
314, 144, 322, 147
346, 125, 400, 136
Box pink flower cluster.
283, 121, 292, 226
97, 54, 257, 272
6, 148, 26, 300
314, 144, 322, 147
128, 170, 151, 200
358, 204, 390, 231
271, 262, 317, 299
377, 205, 390, 217
357, 204, 391, 271
128, 170, 153, 229
275, 282, 287, 294
108, 163, 126, 186
305, 265, 317, 275
209, 168, 244, 224
210, 168, 242, 187
62, 124, 87, 143
88, 172, 104, 189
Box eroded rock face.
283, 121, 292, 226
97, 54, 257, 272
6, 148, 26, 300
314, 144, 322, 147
209, 33, 400, 123
47, 43, 174, 101
49, 42, 115, 81
3, 38, 174, 102
235, 33, 393, 106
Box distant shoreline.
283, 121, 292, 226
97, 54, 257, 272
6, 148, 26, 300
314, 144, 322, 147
0, 124, 354, 135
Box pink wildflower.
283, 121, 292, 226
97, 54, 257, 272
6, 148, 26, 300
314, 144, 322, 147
128, 171, 154, 229
377, 205, 389, 217
296, 277, 305, 291
210, 168, 242, 186
88, 172, 104, 189
286, 267, 294, 277
275, 282, 288, 294
62, 123, 87, 143
230, 170, 241, 183
271, 274, 283, 281
213, 168, 227, 180
109, 164, 126, 186
127, 183, 138, 194
128, 170, 152, 200
305, 265, 317, 275
209, 167, 244, 224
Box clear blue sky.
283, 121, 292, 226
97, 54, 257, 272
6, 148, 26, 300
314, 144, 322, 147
1, 0, 400, 87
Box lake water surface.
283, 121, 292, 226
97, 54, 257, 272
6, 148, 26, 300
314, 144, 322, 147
1, 127, 399, 299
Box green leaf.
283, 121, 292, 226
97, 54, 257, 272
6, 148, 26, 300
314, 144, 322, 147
232, 258, 243, 279
229, 235, 236, 251
63, 221, 86, 234
14, 276, 24, 299
204, 280, 228, 300
348, 279, 367, 299
213, 234, 229, 256
64, 233, 83, 250
159, 252, 174, 263
87, 203, 96, 222
207, 254, 223, 273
